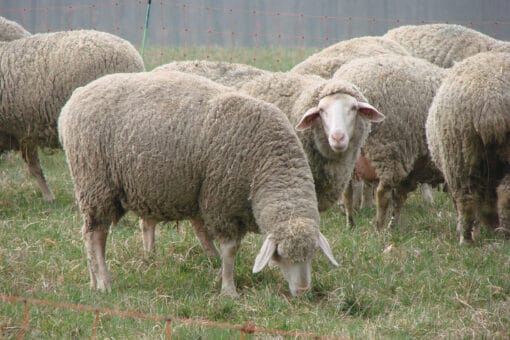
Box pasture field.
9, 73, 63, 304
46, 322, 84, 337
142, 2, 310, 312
1, 49, 510, 339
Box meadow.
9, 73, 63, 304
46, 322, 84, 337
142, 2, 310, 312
1, 48, 510, 339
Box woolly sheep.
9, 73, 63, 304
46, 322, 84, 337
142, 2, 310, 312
0, 29, 145, 201
239, 72, 385, 219
290, 36, 410, 78
333, 54, 446, 230
0, 16, 30, 183
383, 23, 510, 68
426, 52, 510, 244
153, 60, 269, 87
58, 71, 338, 297
0, 16, 30, 41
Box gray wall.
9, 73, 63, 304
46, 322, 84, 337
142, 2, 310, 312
1, 0, 509, 48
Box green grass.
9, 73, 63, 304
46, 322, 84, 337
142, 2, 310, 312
1, 49, 510, 339
141, 46, 320, 71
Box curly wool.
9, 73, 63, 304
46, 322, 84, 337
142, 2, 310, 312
426, 52, 510, 193
153, 60, 269, 88
383, 23, 510, 68
0, 29, 145, 149
0, 16, 30, 41
291, 36, 409, 78
59, 71, 321, 262
334, 54, 446, 188
240, 71, 371, 211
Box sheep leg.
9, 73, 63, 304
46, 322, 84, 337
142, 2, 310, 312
351, 179, 363, 211
392, 187, 409, 228
454, 192, 479, 245
342, 180, 356, 228
190, 218, 219, 258
139, 218, 157, 256
219, 238, 240, 297
375, 182, 393, 231
82, 223, 111, 292
361, 181, 375, 209
497, 174, 510, 238
21, 144, 55, 202
479, 189, 499, 232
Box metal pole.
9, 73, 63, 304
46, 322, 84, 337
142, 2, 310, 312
141, 0, 152, 60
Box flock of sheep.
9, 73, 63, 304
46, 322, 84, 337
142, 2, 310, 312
1, 14, 509, 297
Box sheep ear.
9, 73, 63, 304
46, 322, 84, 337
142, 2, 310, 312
253, 234, 277, 273
357, 102, 385, 123
318, 232, 339, 267
296, 107, 321, 131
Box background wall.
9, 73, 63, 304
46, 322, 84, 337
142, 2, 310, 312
1, 0, 509, 49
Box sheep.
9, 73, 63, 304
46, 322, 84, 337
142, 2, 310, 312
426, 51, 510, 244
238, 72, 385, 223
0, 16, 30, 182
0, 16, 30, 41
383, 23, 510, 68
58, 70, 339, 297
333, 54, 446, 230
0, 29, 145, 201
153, 60, 269, 87
290, 36, 410, 78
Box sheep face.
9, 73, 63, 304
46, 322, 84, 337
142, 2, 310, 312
296, 93, 384, 156
253, 232, 338, 296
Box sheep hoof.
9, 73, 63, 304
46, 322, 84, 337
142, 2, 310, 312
221, 286, 239, 298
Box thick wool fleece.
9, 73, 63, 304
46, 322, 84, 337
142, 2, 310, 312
59, 71, 321, 262
0, 16, 30, 41
0, 29, 144, 149
384, 23, 509, 68
153, 60, 269, 88
240, 72, 371, 211
334, 54, 446, 188
426, 52, 510, 195
291, 36, 409, 78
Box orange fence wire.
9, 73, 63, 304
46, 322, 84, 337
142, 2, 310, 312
1, 294, 347, 339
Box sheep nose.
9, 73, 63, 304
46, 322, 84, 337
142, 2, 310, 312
331, 132, 345, 144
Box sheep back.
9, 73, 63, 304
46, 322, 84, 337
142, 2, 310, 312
152, 60, 268, 88
291, 36, 410, 78
426, 52, 510, 191
383, 24, 504, 68
0, 29, 144, 148
0, 16, 30, 41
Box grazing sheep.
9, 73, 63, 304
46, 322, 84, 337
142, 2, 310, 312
153, 60, 269, 87
0, 16, 30, 41
0, 29, 144, 201
333, 55, 446, 230
58, 71, 338, 297
0, 16, 30, 184
290, 36, 410, 78
239, 72, 384, 222
383, 23, 510, 68
426, 52, 510, 244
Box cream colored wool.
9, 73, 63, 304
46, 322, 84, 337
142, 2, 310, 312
240, 72, 372, 212
333, 54, 446, 230
0, 16, 30, 41
153, 60, 269, 87
426, 52, 510, 243
291, 36, 409, 78
0, 29, 144, 201
384, 23, 510, 68
59, 70, 321, 266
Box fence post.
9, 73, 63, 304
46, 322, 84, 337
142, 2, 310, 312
141, 0, 153, 60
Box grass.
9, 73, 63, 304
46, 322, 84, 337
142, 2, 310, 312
1, 49, 510, 339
